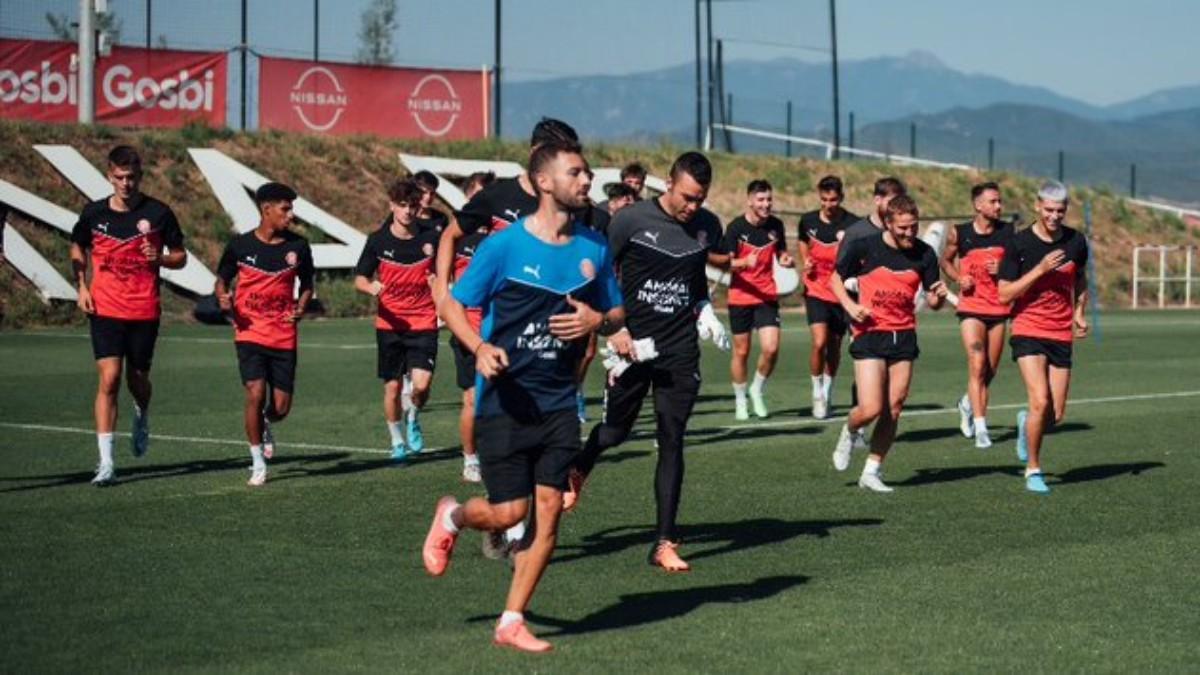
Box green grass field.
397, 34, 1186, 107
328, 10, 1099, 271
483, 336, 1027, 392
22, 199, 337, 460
2, 310, 1198, 672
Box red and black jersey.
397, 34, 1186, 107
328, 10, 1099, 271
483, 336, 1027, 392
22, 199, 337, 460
217, 230, 314, 351
798, 208, 857, 303
954, 220, 1014, 318
835, 232, 940, 336
70, 195, 184, 321
999, 225, 1088, 343
455, 177, 539, 236
718, 215, 787, 306
354, 226, 439, 332
453, 225, 489, 334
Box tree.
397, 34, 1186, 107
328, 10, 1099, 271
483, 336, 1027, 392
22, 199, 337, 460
45, 11, 123, 43
356, 0, 397, 66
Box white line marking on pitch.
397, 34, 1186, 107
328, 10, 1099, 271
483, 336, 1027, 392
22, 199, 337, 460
3, 390, 1198, 452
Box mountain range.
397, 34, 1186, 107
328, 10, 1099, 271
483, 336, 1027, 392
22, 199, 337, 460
501, 51, 1200, 203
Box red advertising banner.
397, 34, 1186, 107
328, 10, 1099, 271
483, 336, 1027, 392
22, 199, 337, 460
0, 38, 227, 128
258, 56, 489, 140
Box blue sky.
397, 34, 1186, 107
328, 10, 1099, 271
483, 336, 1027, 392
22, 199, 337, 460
6, 0, 1199, 105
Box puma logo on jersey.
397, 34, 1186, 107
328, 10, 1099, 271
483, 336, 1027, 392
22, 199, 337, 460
643, 231, 660, 244
244, 255, 257, 265
523, 264, 542, 280
504, 209, 521, 222
96, 223, 109, 232
383, 249, 394, 258
808, 229, 818, 238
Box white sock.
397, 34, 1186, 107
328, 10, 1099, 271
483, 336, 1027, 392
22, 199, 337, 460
822, 374, 834, 402
249, 444, 265, 471
811, 375, 823, 398
505, 521, 526, 544
387, 420, 404, 446
862, 457, 882, 477
401, 375, 413, 411
442, 504, 461, 534
499, 610, 523, 628
97, 432, 114, 466
1025, 467, 1042, 478
751, 372, 768, 395
406, 405, 419, 424
733, 382, 748, 403
464, 453, 479, 467
973, 417, 988, 434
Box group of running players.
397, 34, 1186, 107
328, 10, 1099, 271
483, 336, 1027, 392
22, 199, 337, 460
68, 120, 1090, 651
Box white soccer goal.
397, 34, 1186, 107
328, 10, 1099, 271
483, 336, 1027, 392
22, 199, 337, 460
1131, 245, 1195, 308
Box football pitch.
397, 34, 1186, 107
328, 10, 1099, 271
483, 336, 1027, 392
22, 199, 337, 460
2, 310, 1198, 672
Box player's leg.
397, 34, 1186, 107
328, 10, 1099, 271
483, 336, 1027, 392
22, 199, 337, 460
575, 334, 597, 423
1015, 354, 1052, 493
975, 319, 1007, 446
833, 356, 885, 471
123, 319, 159, 458
647, 366, 701, 571
383, 378, 405, 457
1049, 363, 1072, 427
567, 363, 653, 511
494, 484, 561, 651
242, 377, 269, 486
403, 332, 438, 453
806, 297, 831, 417
748, 318, 780, 419
730, 330, 752, 420
858, 359, 912, 492
87, 316, 124, 483
451, 336, 481, 481
958, 317, 987, 440
823, 314, 845, 411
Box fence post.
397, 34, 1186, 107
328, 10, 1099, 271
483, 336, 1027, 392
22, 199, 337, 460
145, 0, 152, 49
313, 0, 319, 61
1057, 150, 1064, 182
987, 137, 994, 170
785, 100, 792, 157
848, 110, 855, 151
1159, 246, 1167, 308
239, 0, 247, 130
1187, 246, 1194, 308
1130, 163, 1137, 198
1132, 247, 1140, 309
909, 122, 916, 157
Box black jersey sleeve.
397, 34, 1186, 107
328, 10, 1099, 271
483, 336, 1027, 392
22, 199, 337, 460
606, 207, 636, 263
297, 240, 315, 294
70, 203, 98, 249
717, 219, 740, 255
354, 232, 379, 278
770, 217, 787, 253
455, 187, 494, 236
1072, 233, 1089, 286
216, 239, 239, 284
921, 246, 940, 290
159, 205, 184, 249
998, 238, 1023, 282
835, 236, 866, 279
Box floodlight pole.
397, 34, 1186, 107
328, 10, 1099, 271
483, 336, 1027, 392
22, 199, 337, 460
694, 0, 702, 147
494, 0, 502, 138
78, 0, 95, 124
829, 0, 840, 159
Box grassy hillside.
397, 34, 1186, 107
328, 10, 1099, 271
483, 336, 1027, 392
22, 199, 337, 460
0, 119, 1194, 328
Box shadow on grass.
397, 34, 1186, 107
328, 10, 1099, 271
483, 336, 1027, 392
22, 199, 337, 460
685, 424, 821, 448
594, 449, 651, 465
525, 575, 810, 636
1055, 461, 1164, 484
554, 517, 883, 565
992, 421, 1093, 443
892, 465, 1023, 487
0, 452, 351, 492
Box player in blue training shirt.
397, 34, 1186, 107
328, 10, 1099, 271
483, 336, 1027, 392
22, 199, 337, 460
421, 139, 629, 653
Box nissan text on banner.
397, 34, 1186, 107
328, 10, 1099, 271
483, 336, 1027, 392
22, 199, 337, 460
0, 38, 227, 128
258, 56, 488, 140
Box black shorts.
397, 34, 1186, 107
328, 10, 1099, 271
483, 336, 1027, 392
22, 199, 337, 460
89, 315, 160, 371
729, 302, 780, 334
1010, 336, 1072, 369
449, 335, 476, 391
236, 342, 297, 393
805, 296, 848, 335
376, 329, 437, 381
958, 312, 1009, 329
602, 362, 702, 438
849, 330, 919, 363
475, 409, 580, 503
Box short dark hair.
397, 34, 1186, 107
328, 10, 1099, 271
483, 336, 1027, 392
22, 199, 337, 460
530, 117, 579, 149
387, 178, 422, 205
669, 151, 712, 187
255, 182, 297, 207
412, 170, 439, 192
605, 182, 638, 200
873, 177, 906, 198
528, 139, 584, 181
884, 194, 919, 222
971, 181, 1000, 201
817, 175, 843, 195
746, 179, 772, 195
107, 145, 141, 171
465, 171, 495, 193
620, 162, 647, 181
